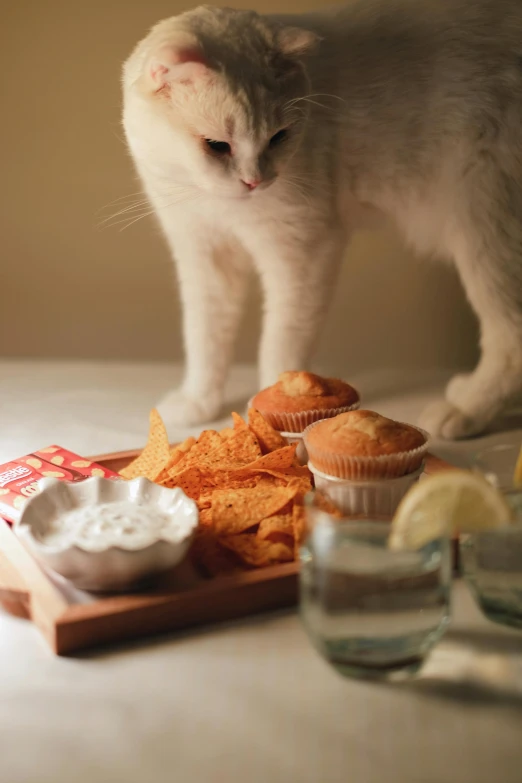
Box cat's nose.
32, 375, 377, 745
242, 179, 261, 191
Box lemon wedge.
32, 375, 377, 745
389, 470, 513, 551
513, 444, 522, 487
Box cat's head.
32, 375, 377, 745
123, 7, 320, 198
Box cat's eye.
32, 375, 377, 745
205, 139, 231, 155
269, 129, 288, 147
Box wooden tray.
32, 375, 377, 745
0, 449, 454, 656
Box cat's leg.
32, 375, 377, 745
252, 227, 346, 388
157, 230, 251, 427
420, 212, 522, 439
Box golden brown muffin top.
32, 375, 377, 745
251, 372, 359, 413
306, 410, 426, 457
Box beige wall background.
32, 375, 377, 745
0, 0, 478, 375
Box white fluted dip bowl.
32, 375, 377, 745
15, 476, 199, 592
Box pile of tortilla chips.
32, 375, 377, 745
120, 408, 319, 576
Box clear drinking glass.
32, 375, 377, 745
472, 443, 520, 490
299, 506, 452, 680
461, 490, 522, 629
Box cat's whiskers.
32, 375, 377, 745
98, 200, 154, 226
283, 172, 314, 185
97, 191, 148, 211
282, 171, 329, 199
284, 92, 346, 118
279, 177, 313, 211
104, 191, 204, 232
296, 97, 336, 112
99, 183, 194, 208
282, 107, 308, 126
107, 211, 158, 231
98, 187, 199, 228
285, 92, 346, 109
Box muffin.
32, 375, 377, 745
304, 410, 429, 516
250, 371, 360, 433
305, 409, 427, 479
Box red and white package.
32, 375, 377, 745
0, 446, 119, 524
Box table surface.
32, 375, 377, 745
1, 360, 521, 783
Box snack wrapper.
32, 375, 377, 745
0, 446, 119, 524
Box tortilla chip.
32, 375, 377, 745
177, 419, 261, 473
255, 474, 288, 490
196, 470, 262, 511
220, 534, 293, 567
237, 463, 310, 480
191, 527, 243, 577
198, 507, 213, 527
197, 493, 213, 510
247, 409, 287, 454
242, 467, 312, 496
125, 408, 309, 573
200, 469, 260, 494
120, 409, 170, 481
223, 412, 263, 463
169, 436, 196, 465
231, 411, 250, 432
284, 471, 313, 495
314, 490, 343, 517
257, 513, 294, 542
241, 445, 298, 472
196, 429, 224, 450
161, 466, 202, 500
156, 436, 197, 483
178, 430, 224, 469
212, 484, 300, 535
292, 501, 307, 556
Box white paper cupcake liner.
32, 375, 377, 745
247, 398, 360, 434
309, 463, 424, 517
303, 421, 429, 480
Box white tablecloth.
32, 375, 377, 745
0, 360, 521, 783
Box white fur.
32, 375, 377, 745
123, 3, 522, 436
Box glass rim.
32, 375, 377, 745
461, 521, 522, 540
472, 442, 520, 470
306, 510, 393, 526
304, 508, 450, 544
473, 442, 520, 458
503, 487, 522, 499
471, 444, 521, 492
304, 496, 393, 524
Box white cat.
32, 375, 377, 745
122, 1, 522, 439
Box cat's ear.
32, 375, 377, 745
147, 35, 209, 90
277, 27, 321, 58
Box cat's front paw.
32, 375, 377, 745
445, 372, 474, 408
156, 388, 222, 428
418, 400, 485, 440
